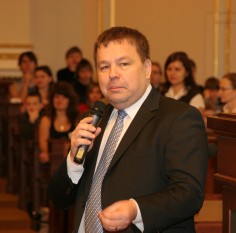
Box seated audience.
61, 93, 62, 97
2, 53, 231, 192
36, 82, 78, 231
203, 77, 222, 115
78, 82, 103, 114
219, 72, 236, 113
19, 92, 44, 225
20, 92, 43, 139
38, 82, 79, 164
150, 61, 163, 90
161, 51, 205, 111
57, 46, 83, 84
33, 65, 54, 108
73, 58, 93, 104
9, 51, 38, 99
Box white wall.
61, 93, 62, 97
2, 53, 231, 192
30, 0, 98, 78
0, 0, 31, 43
0, 0, 235, 83
115, 0, 215, 84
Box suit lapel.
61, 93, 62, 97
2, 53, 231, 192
107, 88, 160, 171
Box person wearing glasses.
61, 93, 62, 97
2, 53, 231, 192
219, 72, 236, 113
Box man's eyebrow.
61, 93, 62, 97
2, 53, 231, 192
97, 56, 131, 66
117, 56, 130, 62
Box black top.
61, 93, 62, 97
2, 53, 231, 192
161, 86, 203, 105
178, 87, 202, 104
50, 122, 74, 139
57, 67, 75, 85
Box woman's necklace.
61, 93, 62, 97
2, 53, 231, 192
59, 125, 65, 131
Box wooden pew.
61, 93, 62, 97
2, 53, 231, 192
18, 122, 46, 231
0, 80, 12, 177
194, 126, 223, 232
208, 113, 236, 233
205, 129, 222, 195
6, 102, 22, 194
48, 138, 74, 233
18, 127, 40, 211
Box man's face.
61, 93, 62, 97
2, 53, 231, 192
96, 40, 151, 109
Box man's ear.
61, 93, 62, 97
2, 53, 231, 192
144, 59, 152, 80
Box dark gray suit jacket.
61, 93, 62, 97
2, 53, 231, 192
49, 88, 208, 233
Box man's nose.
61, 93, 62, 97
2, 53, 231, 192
109, 65, 118, 79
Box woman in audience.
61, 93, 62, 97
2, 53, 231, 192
73, 58, 93, 104
37, 82, 78, 231
219, 72, 236, 113
9, 51, 38, 99
33, 65, 54, 108
38, 82, 79, 164
161, 51, 205, 111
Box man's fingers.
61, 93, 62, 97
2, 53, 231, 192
98, 201, 135, 231
70, 119, 102, 159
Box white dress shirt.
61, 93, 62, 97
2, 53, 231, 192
67, 84, 152, 233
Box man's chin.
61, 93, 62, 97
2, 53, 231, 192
108, 98, 127, 109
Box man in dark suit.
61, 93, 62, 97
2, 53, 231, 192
49, 27, 208, 233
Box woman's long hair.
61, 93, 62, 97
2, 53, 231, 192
46, 82, 79, 125
163, 51, 196, 90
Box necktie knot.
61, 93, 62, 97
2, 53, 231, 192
117, 109, 127, 119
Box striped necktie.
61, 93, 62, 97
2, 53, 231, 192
85, 109, 127, 233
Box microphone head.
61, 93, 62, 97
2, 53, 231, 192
90, 99, 108, 116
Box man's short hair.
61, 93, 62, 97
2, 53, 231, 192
65, 46, 82, 59
94, 27, 150, 66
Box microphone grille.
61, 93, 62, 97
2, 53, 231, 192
93, 99, 108, 113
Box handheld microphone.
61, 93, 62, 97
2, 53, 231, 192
73, 100, 107, 164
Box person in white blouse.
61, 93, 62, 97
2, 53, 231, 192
219, 72, 236, 113
161, 51, 205, 111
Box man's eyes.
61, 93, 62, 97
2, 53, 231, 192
99, 65, 109, 72
98, 62, 130, 72
120, 62, 129, 68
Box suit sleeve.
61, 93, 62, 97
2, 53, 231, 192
135, 106, 208, 232
48, 157, 78, 209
